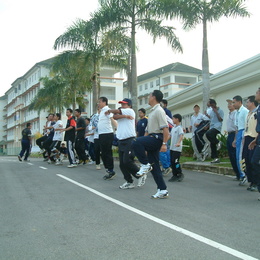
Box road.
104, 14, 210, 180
0, 156, 259, 260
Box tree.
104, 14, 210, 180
157, 0, 250, 111
96, 0, 183, 113
53, 18, 129, 113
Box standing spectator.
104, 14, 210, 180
189, 105, 204, 161
106, 98, 147, 189
161, 99, 172, 119
243, 96, 258, 189
98, 97, 117, 180
18, 122, 32, 162
74, 109, 88, 164
61, 108, 77, 168
168, 114, 184, 182
232, 95, 249, 183
86, 115, 96, 164
205, 99, 224, 163
132, 90, 169, 199
226, 98, 239, 180
248, 88, 260, 201
136, 108, 148, 137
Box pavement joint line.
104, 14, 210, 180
56, 174, 258, 260
39, 166, 47, 170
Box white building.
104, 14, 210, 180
135, 62, 203, 109
3, 58, 124, 155
0, 95, 7, 154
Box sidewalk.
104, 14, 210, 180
182, 161, 235, 176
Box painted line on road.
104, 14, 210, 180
56, 174, 258, 260
39, 166, 47, 170
27, 163, 33, 165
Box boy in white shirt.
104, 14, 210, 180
169, 114, 184, 182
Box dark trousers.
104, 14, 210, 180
251, 140, 260, 192
43, 137, 53, 159
36, 135, 47, 149
243, 136, 256, 183
19, 140, 31, 160
132, 135, 167, 190
206, 128, 220, 159
75, 136, 88, 161
94, 138, 101, 165
227, 132, 239, 179
99, 133, 114, 171
195, 121, 210, 153
88, 142, 95, 161
170, 150, 182, 176
118, 137, 139, 183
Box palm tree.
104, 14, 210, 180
157, 0, 250, 111
53, 18, 129, 113
96, 0, 183, 112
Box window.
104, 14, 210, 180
162, 76, 170, 85
139, 85, 143, 91
164, 92, 169, 98
150, 82, 154, 88
139, 99, 143, 105
156, 79, 160, 86
164, 85, 169, 90
145, 83, 148, 90
145, 97, 148, 104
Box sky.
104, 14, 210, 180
0, 0, 259, 97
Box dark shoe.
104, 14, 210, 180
211, 158, 220, 164
103, 171, 116, 180
177, 173, 184, 182
168, 175, 178, 182
250, 185, 258, 192
18, 155, 22, 162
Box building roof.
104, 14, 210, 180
137, 62, 203, 83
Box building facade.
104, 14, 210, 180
2, 58, 124, 155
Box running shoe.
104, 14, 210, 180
67, 164, 77, 168
137, 174, 147, 187
18, 155, 22, 162
151, 189, 169, 199
168, 175, 178, 182
163, 167, 171, 176
217, 141, 223, 151
119, 182, 135, 189
136, 163, 152, 177
211, 158, 220, 163
103, 171, 116, 180
96, 164, 101, 170
239, 176, 247, 186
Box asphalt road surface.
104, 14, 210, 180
0, 156, 259, 260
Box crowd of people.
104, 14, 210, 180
18, 88, 260, 200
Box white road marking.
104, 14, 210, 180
27, 163, 33, 165
39, 166, 47, 170
57, 174, 258, 260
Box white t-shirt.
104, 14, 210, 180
53, 120, 63, 141
116, 108, 136, 140
97, 106, 114, 135
170, 125, 184, 152
87, 124, 95, 143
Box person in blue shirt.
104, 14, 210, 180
205, 99, 224, 163
161, 99, 172, 119
136, 108, 148, 137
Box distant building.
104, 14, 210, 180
3, 58, 124, 155
0, 95, 7, 154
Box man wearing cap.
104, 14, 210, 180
226, 98, 239, 180
232, 95, 249, 184
98, 97, 117, 180
132, 90, 169, 199
105, 98, 147, 189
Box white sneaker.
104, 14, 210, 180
119, 182, 135, 189
47, 159, 51, 164
151, 189, 169, 199
55, 160, 62, 165
88, 161, 95, 165
96, 164, 101, 170
137, 174, 147, 187
136, 163, 152, 177
67, 164, 77, 168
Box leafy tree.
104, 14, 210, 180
96, 0, 183, 112
157, 0, 250, 111
54, 18, 129, 113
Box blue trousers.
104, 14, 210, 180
251, 138, 260, 192
236, 129, 245, 178
19, 140, 31, 160
160, 149, 171, 169
227, 132, 239, 179
132, 135, 167, 190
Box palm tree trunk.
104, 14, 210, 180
202, 18, 210, 112
130, 8, 138, 114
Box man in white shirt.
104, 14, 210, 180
232, 95, 249, 183
98, 97, 117, 180
106, 98, 147, 189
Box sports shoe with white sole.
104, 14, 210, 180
67, 164, 77, 168
137, 174, 147, 187
151, 189, 169, 199
96, 164, 101, 170
55, 160, 62, 165
119, 182, 135, 189
163, 167, 171, 176
217, 141, 223, 151
136, 163, 152, 177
